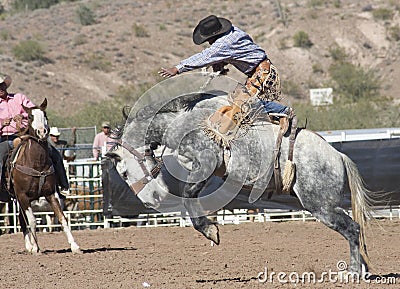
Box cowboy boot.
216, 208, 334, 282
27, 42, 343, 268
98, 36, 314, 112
279, 107, 294, 134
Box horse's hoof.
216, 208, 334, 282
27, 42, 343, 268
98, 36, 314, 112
71, 243, 82, 254
205, 224, 220, 245
27, 248, 41, 255
72, 248, 83, 254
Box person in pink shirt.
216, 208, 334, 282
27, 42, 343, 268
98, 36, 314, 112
92, 121, 113, 160
0, 73, 69, 196
0, 77, 35, 140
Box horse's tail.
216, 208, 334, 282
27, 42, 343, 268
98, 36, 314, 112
341, 152, 374, 266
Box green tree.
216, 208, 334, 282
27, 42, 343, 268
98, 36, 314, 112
329, 62, 380, 102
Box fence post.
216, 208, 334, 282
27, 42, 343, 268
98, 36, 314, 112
13, 201, 18, 233
103, 217, 109, 228
257, 211, 265, 223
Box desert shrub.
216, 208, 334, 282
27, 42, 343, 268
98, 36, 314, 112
328, 62, 380, 102
12, 40, 46, 62
312, 62, 324, 74
333, 0, 341, 8
116, 84, 144, 103
388, 25, 400, 42
282, 79, 303, 98
372, 8, 393, 21
307, 10, 319, 19
328, 44, 347, 62
12, 0, 77, 11
133, 23, 150, 38
83, 53, 111, 72
76, 4, 96, 26
12, 0, 58, 11
72, 34, 87, 47
293, 31, 313, 48
307, 0, 324, 8
0, 30, 10, 41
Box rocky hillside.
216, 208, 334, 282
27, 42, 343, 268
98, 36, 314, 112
0, 0, 399, 117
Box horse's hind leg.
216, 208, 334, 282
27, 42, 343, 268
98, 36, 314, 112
314, 208, 365, 274
45, 194, 81, 254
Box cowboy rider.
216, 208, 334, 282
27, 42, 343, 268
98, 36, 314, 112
159, 15, 292, 134
0, 73, 70, 196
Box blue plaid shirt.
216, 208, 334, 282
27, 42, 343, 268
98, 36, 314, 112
176, 26, 267, 75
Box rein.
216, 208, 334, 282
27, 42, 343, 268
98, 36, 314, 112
119, 142, 163, 195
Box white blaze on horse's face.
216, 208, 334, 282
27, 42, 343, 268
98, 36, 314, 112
123, 147, 170, 209
31, 109, 49, 140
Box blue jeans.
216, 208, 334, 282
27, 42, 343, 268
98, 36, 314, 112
260, 100, 287, 114
0, 141, 12, 185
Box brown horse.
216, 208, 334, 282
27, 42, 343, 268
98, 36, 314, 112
10, 99, 80, 254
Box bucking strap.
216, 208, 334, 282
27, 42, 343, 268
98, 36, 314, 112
269, 113, 299, 198
288, 116, 298, 162
282, 115, 298, 193
270, 128, 284, 198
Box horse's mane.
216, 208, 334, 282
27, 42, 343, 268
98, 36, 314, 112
133, 91, 226, 121
119, 92, 228, 147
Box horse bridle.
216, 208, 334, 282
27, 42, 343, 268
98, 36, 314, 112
119, 142, 163, 195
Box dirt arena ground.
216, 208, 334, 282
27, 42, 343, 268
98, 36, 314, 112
0, 220, 398, 289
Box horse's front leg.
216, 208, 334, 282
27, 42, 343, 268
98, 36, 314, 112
18, 206, 39, 254
183, 180, 220, 245
45, 194, 81, 254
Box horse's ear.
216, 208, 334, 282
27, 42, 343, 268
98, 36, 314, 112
39, 98, 47, 111
122, 105, 131, 120
23, 105, 32, 114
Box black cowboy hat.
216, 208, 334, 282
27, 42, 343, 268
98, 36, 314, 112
192, 15, 232, 45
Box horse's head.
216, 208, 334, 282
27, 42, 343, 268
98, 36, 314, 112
24, 98, 49, 140
122, 144, 170, 209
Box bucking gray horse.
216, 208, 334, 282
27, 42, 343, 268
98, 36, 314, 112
119, 74, 375, 274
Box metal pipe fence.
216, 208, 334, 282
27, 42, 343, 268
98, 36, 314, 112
1, 160, 399, 234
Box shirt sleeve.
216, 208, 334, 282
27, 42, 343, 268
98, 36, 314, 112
93, 134, 100, 159
176, 41, 233, 73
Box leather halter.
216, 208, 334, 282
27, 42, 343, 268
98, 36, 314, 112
119, 142, 163, 195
